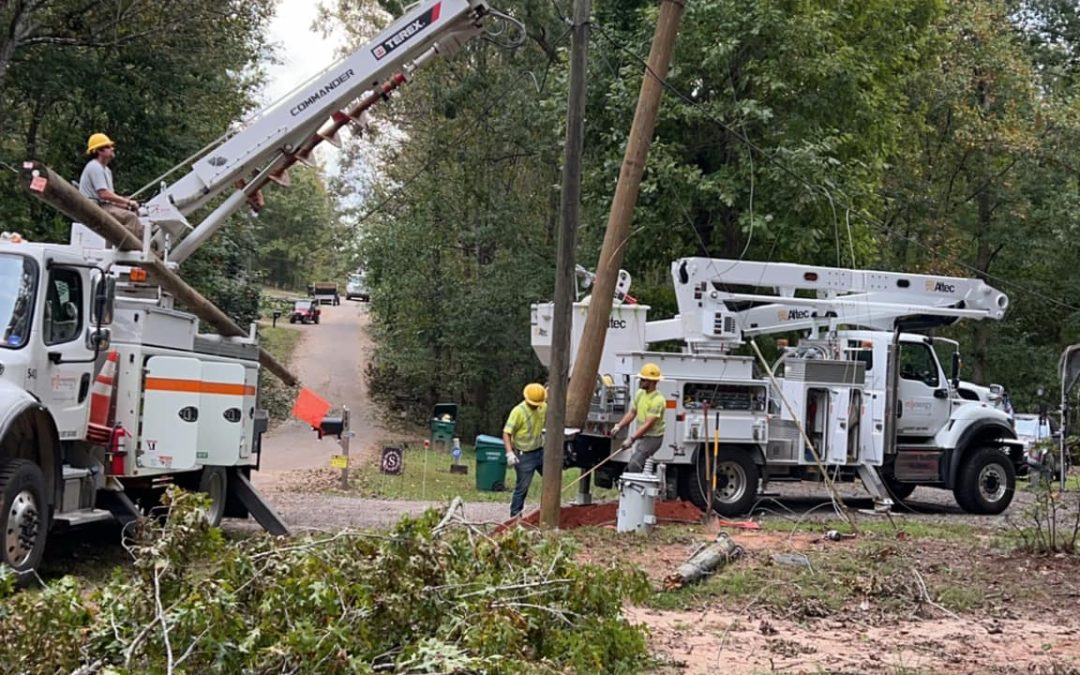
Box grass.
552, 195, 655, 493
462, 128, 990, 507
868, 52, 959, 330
259, 322, 303, 360
257, 322, 303, 420
759, 518, 983, 542
642, 537, 964, 617
569, 520, 994, 618
350, 445, 618, 504
1017, 473, 1080, 492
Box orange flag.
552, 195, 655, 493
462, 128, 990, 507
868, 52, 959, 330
292, 388, 331, 428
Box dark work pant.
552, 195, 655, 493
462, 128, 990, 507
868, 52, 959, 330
626, 436, 664, 473
510, 449, 544, 517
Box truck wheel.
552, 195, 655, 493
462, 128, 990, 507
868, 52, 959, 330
198, 467, 228, 527
685, 446, 759, 516
955, 447, 1015, 514
883, 476, 916, 502
0, 459, 47, 585
289, 316, 296, 324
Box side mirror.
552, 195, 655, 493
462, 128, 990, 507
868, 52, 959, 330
87, 327, 111, 352
950, 352, 961, 388
92, 276, 115, 326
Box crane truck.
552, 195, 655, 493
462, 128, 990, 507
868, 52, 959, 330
532, 257, 1025, 515
0, 0, 506, 581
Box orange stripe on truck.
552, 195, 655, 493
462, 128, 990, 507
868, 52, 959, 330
144, 377, 255, 396
666, 399, 677, 409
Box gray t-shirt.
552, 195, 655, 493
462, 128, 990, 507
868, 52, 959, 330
79, 160, 114, 205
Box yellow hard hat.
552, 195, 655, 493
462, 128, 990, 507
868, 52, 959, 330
523, 383, 546, 406
639, 363, 663, 381
86, 133, 114, 155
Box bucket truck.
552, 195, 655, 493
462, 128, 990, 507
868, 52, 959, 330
532, 257, 1024, 515
1, 0, 508, 581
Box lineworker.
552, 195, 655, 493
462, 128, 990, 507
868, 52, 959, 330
79, 133, 142, 239
610, 363, 666, 473
502, 382, 547, 518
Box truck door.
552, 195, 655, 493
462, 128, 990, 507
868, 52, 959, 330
141, 356, 201, 470
197, 362, 248, 466
896, 340, 951, 438
32, 265, 95, 440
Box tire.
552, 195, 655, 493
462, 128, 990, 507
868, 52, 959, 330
685, 445, 760, 516
882, 474, 917, 502
955, 446, 1016, 514
197, 467, 228, 527
0, 459, 48, 585
289, 316, 296, 324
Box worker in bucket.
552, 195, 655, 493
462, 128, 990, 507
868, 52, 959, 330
502, 382, 547, 518
611, 363, 666, 473
80, 133, 142, 238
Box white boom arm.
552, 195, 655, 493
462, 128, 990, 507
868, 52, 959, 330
670, 257, 1009, 347
143, 0, 493, 261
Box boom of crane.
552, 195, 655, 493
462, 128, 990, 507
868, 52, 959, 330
141, 0, 496, 262
645, 257, 1010, 349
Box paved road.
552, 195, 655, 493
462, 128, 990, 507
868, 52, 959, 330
255, 301, 406, 478
248, 301, 499, 529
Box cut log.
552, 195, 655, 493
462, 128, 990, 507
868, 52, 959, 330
664, 532, 744, 589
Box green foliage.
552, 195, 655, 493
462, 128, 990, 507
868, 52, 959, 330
326, 0, 565, 438
0, 0, 275, 240
1005, 480, 1080, 555
183, 216, 263, 327
250, 166, 353, 291
0, 489, 650, 673
330, 0, 1080, 428
350, 444, 617, 502
257, 323, 303, 421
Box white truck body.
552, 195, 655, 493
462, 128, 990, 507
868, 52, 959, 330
0, 0, 502, 580
532, 257, 1023, 515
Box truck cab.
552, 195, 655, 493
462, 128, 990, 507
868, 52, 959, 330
346, 272, 369, 302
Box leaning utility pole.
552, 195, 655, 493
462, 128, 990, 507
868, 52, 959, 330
565, 0, 685, 428
540, 0, 591, 529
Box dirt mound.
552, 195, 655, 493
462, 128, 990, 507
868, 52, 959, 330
500, 499, 704, 531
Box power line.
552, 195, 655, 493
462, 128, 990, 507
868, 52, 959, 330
589, 21, 1080, 314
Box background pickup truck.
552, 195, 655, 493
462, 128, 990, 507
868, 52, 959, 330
310, 283, 340, 306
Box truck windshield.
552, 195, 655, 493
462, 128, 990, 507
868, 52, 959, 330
0, 254, 37, 349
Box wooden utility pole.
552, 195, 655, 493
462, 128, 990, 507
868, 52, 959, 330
19, 161, 298, 386
540, 0, 591, 528
565, 0, 685, 428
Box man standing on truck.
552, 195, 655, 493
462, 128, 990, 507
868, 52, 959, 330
503, 383, 547, 518
79, 133, 142, 238
611, 363, 666, 473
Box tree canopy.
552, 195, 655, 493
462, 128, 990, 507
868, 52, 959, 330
321, 0, 1080, 437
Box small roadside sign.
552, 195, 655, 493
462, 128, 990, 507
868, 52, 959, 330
330, 454, 348, 469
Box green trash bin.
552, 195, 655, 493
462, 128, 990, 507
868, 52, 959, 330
474, 434, 508, 492
431, 403, 459, 445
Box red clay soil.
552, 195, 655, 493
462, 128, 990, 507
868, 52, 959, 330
499, 500, 704, 531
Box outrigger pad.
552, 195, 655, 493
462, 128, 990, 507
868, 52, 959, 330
229, 469, 290, 536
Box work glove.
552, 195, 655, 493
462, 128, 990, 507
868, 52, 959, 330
610, 423, 622, 436
620, 438, 634, 451
505, 452, 519, 467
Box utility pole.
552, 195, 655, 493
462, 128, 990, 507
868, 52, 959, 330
540, 0, 591, 529
565, 0, 685, 428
